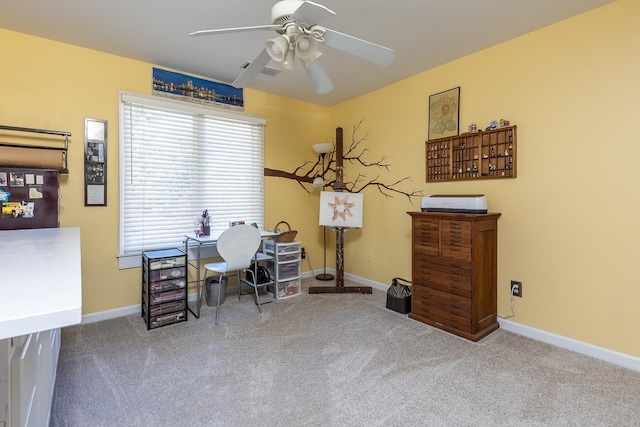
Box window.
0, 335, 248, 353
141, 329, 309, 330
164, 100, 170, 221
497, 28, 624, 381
118, 92, 266, 269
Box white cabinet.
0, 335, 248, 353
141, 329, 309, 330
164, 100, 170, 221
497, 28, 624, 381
263, 241, 302, 299
1, 328, 60, 427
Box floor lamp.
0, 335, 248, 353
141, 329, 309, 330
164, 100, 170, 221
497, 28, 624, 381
312, 142, 334, 281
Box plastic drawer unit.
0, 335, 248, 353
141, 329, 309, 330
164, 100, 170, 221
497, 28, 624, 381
142, 248, 188, 329
263, 241, 302, 299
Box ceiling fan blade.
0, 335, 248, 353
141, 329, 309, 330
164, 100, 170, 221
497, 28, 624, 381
291, 1, 336, 25
190, 25, 280, 37
303, 59, 333, 94
322, 28, 395, 66
232, 48, 272, 88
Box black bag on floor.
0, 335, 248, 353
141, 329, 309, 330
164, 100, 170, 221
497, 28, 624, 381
246, 263, 271, 284
386, 277, 412, 314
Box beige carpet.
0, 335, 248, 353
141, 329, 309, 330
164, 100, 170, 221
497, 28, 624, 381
51, 278, 640, 426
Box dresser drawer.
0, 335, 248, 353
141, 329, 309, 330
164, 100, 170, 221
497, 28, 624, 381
428, 308, 472, 334
413, 286, 471, 314
415, 270, 471, 297
412, 298, 471, 333
415, 259, 472, 277
413, 253, 471, 271
413, 219, 440, 255
440, 245, 471, 261
441, 220, 471, 236
440, 220, 471, 261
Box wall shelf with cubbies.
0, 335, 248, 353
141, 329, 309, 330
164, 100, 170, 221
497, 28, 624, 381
426, 125, 517, 182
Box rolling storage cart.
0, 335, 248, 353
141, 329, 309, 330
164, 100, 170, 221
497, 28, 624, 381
263, 240, 302, 299
142, 248, 187, 329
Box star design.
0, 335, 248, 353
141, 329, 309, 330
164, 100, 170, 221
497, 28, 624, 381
328, 194, 356, 223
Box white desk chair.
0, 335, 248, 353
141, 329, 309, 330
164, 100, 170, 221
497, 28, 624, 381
203, 224, 262, 325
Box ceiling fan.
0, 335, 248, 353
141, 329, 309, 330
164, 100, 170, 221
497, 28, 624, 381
190, 0, 395, 94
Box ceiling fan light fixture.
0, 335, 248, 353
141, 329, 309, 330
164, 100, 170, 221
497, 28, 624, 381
265, 35, 289, 62
297, 37, 310, 51
295, 34, 322, 66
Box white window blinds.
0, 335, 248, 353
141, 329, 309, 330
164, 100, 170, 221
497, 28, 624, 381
119, 92, 266, 266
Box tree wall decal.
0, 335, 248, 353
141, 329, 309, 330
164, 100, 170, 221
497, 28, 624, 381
265, 119, 424, 201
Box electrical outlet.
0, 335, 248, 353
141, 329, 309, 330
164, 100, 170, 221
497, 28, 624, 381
511, 280, 523, 297
301, 247, 306, 259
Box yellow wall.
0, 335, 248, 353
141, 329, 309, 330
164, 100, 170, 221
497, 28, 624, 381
1, 0, 639, 357
332, 0, 640, 356
0, 29, 331, 315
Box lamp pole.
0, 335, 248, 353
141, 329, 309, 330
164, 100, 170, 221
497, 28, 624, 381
316, 151, 333, 281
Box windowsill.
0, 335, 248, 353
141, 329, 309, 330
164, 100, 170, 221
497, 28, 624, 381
118, 243, 221, 269
118, 253, 142, 269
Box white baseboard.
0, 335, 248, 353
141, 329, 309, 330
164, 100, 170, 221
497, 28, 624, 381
82, 304, 140, 324
498, 318, 640, 372
81, 270, 639, 372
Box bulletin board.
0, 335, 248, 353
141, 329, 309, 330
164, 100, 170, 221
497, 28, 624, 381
0, 167, 60, 230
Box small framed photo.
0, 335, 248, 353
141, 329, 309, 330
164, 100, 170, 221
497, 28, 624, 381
428, 86, 460, 140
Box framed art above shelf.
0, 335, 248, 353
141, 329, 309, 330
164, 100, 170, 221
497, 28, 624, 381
425, 125, 517, 182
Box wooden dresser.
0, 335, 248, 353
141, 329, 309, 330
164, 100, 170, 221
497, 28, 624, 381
407, 211, 501, 341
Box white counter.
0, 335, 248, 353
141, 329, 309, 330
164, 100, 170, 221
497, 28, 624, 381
0, 227, 82, 340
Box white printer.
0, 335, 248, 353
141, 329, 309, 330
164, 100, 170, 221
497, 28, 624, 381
421, 194, 488, 214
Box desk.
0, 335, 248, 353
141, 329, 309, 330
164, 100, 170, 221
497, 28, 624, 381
0, 227, 82, 339
184, 230, 277, 318
0, 227, 82, 426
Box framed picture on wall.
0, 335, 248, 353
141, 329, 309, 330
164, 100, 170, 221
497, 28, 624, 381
428, 86, 460, 140
84, 118, 107, 206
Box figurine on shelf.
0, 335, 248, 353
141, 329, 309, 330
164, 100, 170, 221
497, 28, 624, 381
485, 120, 499, 130
499, 119, 510, 127
490, 148, 496, 158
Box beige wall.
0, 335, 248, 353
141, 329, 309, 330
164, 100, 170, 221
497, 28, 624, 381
1, 0, 639, 356
0, 29, 331, 315
332, 0, 640, 357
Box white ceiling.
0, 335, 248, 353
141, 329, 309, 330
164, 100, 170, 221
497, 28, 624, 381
0, 0, 614, 107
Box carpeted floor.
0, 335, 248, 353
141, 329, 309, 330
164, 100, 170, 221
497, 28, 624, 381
51, 278, 640, 426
